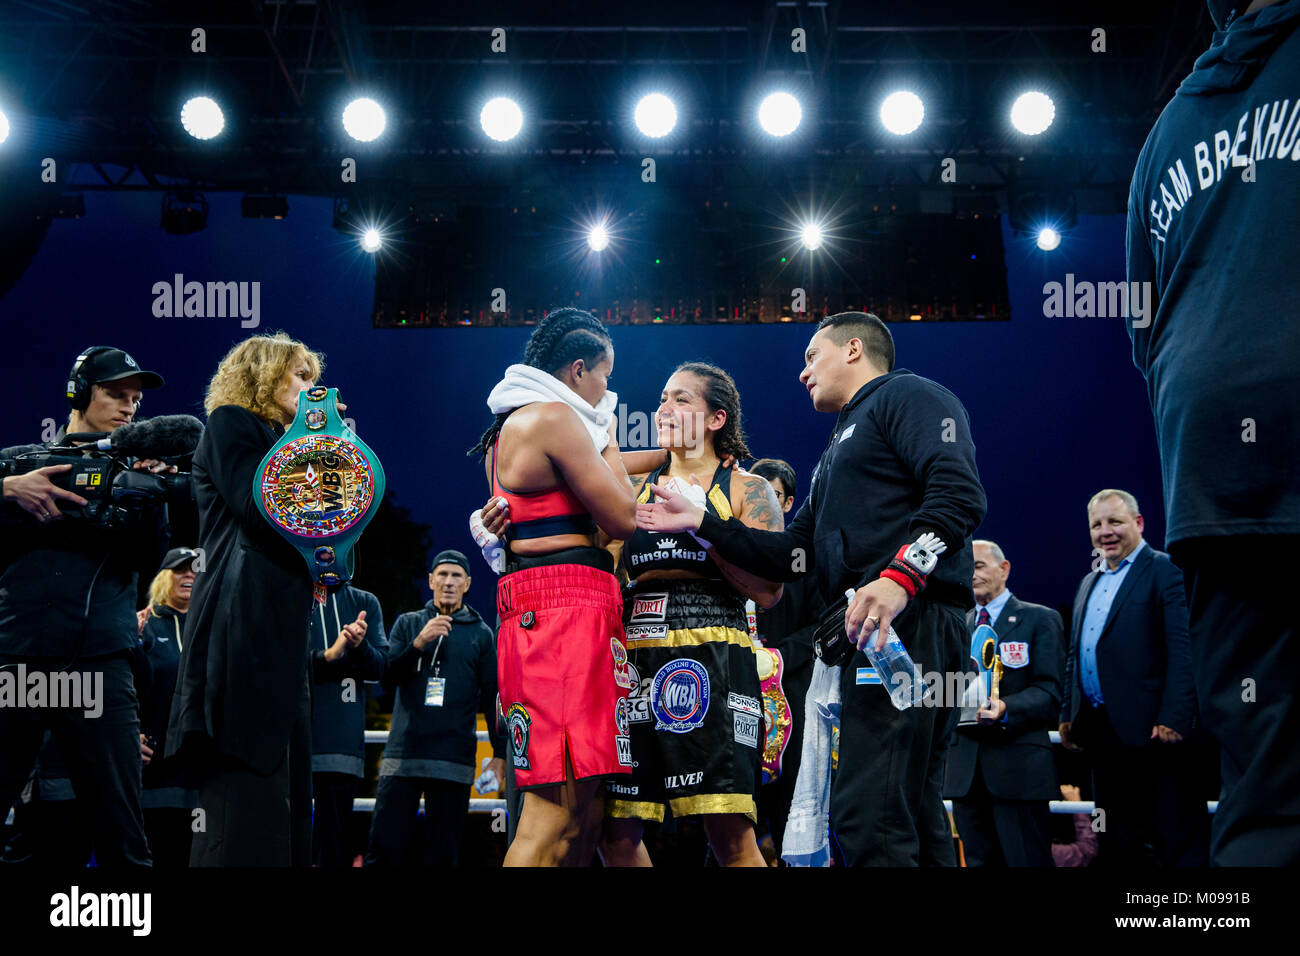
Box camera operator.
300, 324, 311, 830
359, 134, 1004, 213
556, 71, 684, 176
0, 346, 173, 867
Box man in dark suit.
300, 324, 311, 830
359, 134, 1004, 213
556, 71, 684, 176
944, 540, 1063, 867
1058, 489, 1207, 866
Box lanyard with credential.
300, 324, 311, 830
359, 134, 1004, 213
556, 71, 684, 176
417, 628, 446, 676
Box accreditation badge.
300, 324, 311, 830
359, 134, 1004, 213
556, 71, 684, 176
425, 677, 446, 707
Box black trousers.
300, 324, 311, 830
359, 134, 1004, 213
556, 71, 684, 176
1073, 701, 1209, 867
365, 775, 472, 867
188, 679, 313, 867
311, 771, 359, 868
0, 653, 150, 867
830, 598, 964, 866
143, 807, 194, 869
952, 763, 1054, 867
1174, 535, 1299, 866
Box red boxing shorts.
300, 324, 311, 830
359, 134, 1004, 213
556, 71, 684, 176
496, 554, 632, 789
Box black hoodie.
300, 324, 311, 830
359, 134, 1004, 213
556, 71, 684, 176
1127, 0, 1300, 544
308, 584, 388, 777
379, 600, 504, 783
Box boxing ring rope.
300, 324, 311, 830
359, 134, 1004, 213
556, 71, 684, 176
3, 731, 1219, 827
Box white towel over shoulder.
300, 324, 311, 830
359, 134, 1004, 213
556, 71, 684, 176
486, 363, 618, 451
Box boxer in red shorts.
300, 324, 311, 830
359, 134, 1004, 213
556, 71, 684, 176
471, 307, 638, 867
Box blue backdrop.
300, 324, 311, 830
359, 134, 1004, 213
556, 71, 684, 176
0, 191, 1162, 622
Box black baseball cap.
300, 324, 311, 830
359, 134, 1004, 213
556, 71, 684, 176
431, 550, 471, 576
75, 347, 165, 391
161, 547, 200, 571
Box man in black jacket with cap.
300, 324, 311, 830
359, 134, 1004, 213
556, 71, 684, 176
366, 550, 505, 867
640, 313, 986, 866
0, 347, 169, 867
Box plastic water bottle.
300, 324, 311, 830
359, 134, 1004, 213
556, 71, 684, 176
845, 589, 928, 710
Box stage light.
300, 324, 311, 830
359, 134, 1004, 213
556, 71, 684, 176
160, 192, 209, 234
634, 93, 678, 138
361, 229, 382, 253
241, 194, 289, 219
758, 92, 802, 137
587, 223, 610, 252
342, 97, 386, 142
481, 97, 523, 142
0, 109, 9, 144
1036, 226, 1061, 251
180, 97, 224, 140
800, 222, 824, 250
1010, 91, 1055, 135
880, 91, 924, 135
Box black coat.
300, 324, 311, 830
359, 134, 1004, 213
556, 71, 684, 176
943, 594, 1063, 801
139, 603, 187, 791
1061, 544, 1195, 747
166, 404, 315, 775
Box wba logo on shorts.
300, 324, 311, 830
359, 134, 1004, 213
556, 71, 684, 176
630, 592, 668, 623
507, 703, 531, 769
650, 659, 710, 733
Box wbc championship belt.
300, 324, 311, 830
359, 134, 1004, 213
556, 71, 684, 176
252, 386, 385, 587
757, 646, 792, 785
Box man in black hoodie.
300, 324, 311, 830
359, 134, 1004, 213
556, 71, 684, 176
366, 550, 505, 867
1126, 0, 1300, 865
309, 582, 387, 867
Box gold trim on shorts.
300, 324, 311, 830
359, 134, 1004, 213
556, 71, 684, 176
669, 792, 757, 822
606, 799, 666, 822
625, 624, 756, 651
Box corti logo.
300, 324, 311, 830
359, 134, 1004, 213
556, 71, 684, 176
629, 593, 668, 623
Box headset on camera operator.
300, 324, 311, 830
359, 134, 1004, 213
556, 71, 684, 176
0, 346, 197, 868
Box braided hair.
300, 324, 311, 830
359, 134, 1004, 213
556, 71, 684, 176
673, 361, 751, 462
469, 307, 614, 458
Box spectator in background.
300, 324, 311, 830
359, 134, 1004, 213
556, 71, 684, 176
309, 582, 387, 868
1059, 490, 1207, 866
748, 458, 818, 862
1051, 785, 1098, 868
366, 550, 504, 867
136, 548, 201, 867
944, 540, 1063, 867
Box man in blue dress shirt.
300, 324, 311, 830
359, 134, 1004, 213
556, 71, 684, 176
1059, 490, 1207, 866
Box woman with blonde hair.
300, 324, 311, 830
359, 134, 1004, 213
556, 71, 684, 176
136, 548, 200, 866
167, 332, 358, 866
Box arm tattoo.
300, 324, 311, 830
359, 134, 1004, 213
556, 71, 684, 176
740, 476, 784, 530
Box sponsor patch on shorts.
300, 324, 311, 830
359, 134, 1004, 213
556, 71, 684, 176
651, 659, 710, 733
734, 712, 760, 749
627, 668, 650, 723
507, 703, 532, 769
624, 623, 668, 642
616, 735, 633, 767
609, 781, 638, 796
611, 637, 634, 688
728, 692, 761, 716
630, 592, 669, 623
